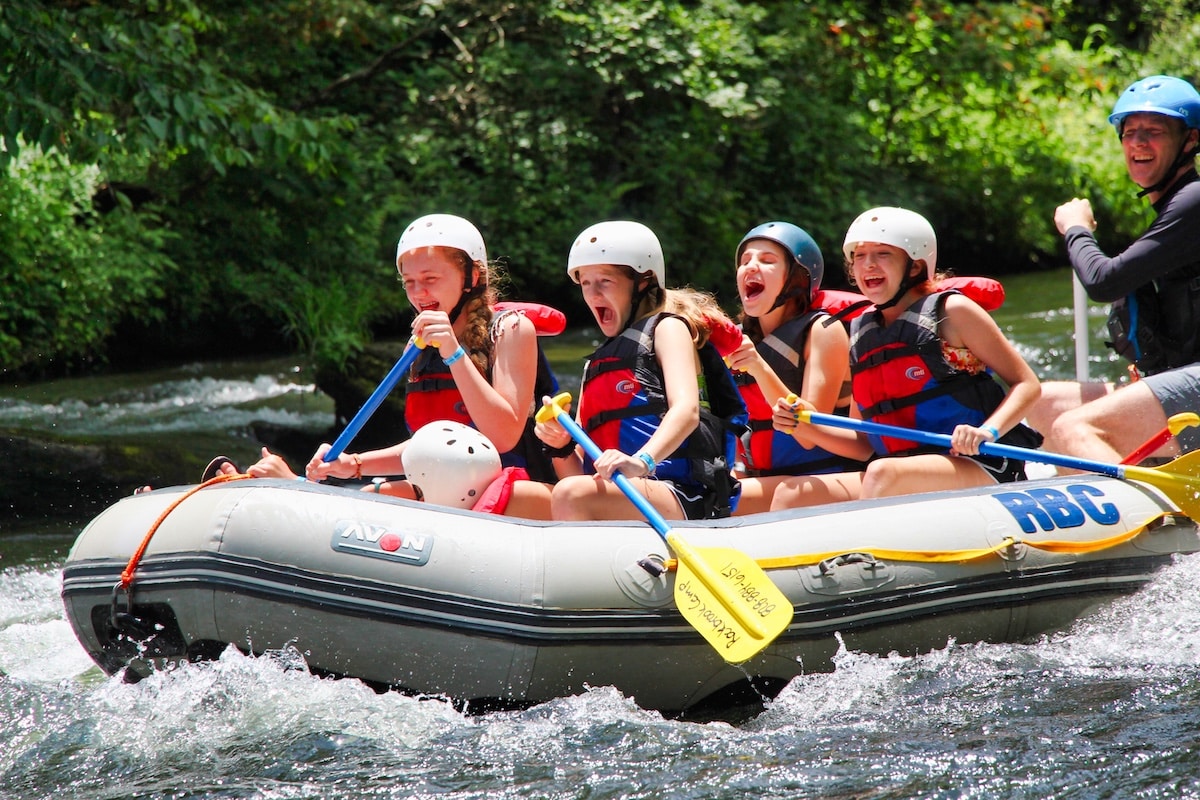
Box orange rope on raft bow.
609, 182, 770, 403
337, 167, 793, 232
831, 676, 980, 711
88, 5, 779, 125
119, 472, 247, 590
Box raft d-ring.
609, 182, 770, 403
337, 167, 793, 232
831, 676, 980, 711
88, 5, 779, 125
610, 545, 673, 608
109, 581, 133, 629
818, 552, 879, 576
637, 553, 667, 577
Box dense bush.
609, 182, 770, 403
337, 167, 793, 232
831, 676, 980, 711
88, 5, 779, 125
0, 144, 176, 374
2, 0, 1198, 377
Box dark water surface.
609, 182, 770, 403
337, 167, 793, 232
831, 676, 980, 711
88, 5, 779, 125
6, 269, 1197, 800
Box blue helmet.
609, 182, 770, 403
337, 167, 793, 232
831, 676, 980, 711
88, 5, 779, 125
736, 221, 824, 301
1108, 75, 1200, 136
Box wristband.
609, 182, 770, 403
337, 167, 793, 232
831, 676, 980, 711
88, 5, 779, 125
635, 450, 657, 476
981, 425, 1000, 442
541, 440, 577, 459
444, 345, 467, 366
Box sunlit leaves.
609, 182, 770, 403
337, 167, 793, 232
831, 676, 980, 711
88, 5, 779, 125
0, 142, 177, 373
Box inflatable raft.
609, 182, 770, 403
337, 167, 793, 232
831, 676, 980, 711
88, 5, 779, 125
62, 473, 1199, 715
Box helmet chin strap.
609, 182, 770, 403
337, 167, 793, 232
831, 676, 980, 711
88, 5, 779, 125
448, 284, 484, 326
622, 277, 657, 335
1135, 134, 1198, 198
448, 264, 485, 326
766, 261, 811, 315
873, 259, 924, 311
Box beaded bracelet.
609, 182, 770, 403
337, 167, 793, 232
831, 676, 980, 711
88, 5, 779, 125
444, 345, 467, 366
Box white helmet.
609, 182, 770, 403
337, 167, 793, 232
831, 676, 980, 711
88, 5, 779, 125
396, 214, 487, 267
403, 421, 502, 509
842, 207, 938, 282
567, 220, 665, 289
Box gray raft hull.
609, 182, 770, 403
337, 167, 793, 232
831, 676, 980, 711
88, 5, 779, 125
61, 474, 1200, 714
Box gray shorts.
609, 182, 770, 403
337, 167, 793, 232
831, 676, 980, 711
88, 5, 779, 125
1143, 364, 1200, 453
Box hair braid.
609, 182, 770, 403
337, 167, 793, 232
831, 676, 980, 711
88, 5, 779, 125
461, 294, 494, 375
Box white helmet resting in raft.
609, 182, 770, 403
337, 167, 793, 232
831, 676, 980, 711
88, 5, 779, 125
403, 421, 503, 509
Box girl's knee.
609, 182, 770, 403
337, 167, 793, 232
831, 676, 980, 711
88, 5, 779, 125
860, 459, 902, 498
550, 476, 596, 519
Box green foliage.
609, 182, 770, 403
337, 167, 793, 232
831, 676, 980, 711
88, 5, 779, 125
3, 0, 1200, 377
0, 143, 176, 374
267, 266, 378, 374
0, 1, 350, 176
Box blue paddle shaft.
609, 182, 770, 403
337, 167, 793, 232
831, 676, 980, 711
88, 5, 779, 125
549, 407, 673, 540
803, 410, 1126, 480
324, 340, 422, 463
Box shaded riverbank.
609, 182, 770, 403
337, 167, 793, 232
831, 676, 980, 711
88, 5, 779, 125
1, 353, 339, 532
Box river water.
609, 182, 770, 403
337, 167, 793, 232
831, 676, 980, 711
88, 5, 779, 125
7, 268, 1200, 799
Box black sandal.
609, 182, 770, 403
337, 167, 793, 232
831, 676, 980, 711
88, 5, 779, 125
201, 456, 239, 482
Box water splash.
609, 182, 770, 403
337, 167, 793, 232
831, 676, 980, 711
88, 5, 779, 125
0, 363, 332, 438
5, 551, 1200, 798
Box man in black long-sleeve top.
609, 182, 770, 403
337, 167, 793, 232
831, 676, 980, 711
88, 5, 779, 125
1029, 75, 1200, 465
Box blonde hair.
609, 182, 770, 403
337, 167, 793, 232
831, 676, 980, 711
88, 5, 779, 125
664, 286, 732, 350
616, 269, 733, 349
458, 253, 501, 375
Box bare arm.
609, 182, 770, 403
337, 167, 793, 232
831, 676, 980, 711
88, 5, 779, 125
447, 312, 539, 452
649, 316, 703, 459
938, 294, 1041, 454
789, 319, 852, 448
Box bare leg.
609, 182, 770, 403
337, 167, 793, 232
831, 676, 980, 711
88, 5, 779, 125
503, 481, 554, 520
861, 453, 993, 499
363, 479, 420, 500
768, 471, 863, 511
733, 475, 788, 516
550, 474, 685, 521
1023, 380, 1114, 438
1044, 380, 1172, 471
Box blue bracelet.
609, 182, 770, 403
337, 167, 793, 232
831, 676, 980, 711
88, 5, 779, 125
444, 345, 467, 366
981, 425, 1000, 442
635, 450, 657, 476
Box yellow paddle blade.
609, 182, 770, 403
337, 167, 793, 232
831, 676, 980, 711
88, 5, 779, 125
668, 533, 793, 663
1124, 449, 1200, 521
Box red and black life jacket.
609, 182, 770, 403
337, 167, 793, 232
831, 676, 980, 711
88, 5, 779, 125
734, 311, 862, 476
579, 313, 748, 518
849, 291, 1040, 455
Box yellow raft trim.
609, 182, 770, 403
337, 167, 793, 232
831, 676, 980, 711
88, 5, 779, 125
664, 512, 1179, 572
